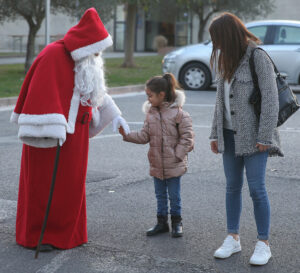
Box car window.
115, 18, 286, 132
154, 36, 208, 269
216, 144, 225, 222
247, 26, 268, 43
274, 26, 300, 45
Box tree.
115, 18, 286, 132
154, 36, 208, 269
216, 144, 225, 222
117, 0, 149, 67
177, 0, 275, 42
0, 0, 116, 72
119, 0, 172, 67
121, 2, 137, 67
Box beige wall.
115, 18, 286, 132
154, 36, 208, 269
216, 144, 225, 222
264, 0, 300, 20
0, 13, 77, 52
1, 0, 300, 52
0, 12, 114, 53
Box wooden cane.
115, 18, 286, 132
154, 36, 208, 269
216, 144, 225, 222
35, 140, 61, 259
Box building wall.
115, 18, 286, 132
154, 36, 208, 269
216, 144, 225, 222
0, 0, 299, 53
0, 12, 114, 53
265, 0, 300, 20
136, 9, 145, 52
0, 13, 77, 53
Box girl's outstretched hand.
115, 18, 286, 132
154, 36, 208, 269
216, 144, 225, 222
119, 126, 126, 137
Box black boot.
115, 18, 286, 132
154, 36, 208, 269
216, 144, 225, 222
24, 244, 57, 252
38, 244, 57, 252
146, 215, 169, 236
171, 215, 183, 238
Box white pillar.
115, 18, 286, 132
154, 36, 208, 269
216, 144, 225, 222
45, 0, 50, 45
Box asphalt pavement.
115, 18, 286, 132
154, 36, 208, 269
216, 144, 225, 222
0, 91, 299, 273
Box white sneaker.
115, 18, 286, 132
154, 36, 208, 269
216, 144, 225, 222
249, 241, 272, 265
214, 235, 241, 259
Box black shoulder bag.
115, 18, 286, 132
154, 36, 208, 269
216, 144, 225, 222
249, 47, 300, 127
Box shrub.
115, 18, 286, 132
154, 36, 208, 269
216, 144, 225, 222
152, 35, 168, 51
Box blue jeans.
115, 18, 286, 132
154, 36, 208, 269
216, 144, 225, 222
153, 176, 181, 216
222, 129, 270, 240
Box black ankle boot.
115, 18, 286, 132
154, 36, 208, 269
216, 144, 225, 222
146, 215, 169, 236
39, 244, 56, 252
171, 215, 183, 238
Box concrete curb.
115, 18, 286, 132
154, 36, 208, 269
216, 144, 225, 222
0, 84, 145, 107
107, 84, 145, 95
0, 97, 18, 107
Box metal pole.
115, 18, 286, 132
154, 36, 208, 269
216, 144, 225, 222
45, 0, 50, 45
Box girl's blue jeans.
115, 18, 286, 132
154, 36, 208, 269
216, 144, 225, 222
153, 176, 181, 216
223, 129, 270, 240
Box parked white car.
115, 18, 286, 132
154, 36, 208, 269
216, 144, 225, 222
162, 20, 300, 90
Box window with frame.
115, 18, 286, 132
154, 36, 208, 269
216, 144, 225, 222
274, 26, 300, 45
248, 26, 268, 44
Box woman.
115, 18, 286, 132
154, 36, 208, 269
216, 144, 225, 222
209, 12, 283, 266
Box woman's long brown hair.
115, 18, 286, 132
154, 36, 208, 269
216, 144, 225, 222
209, 12, 261, 81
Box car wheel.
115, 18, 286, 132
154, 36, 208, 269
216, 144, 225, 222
179, 62, 211, 90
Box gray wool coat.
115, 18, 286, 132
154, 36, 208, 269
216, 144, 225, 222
210, 41, 283, 157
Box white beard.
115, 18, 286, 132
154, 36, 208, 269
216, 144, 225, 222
74, 54, 107, 108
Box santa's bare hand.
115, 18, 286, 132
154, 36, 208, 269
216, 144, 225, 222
112, 115, 130, 134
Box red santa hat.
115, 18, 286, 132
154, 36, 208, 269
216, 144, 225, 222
64, 7, 113, 61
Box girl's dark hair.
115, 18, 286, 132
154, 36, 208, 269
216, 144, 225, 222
146, 73, 181, 103
209, 12, 261, 81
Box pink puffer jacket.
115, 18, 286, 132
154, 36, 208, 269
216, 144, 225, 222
123, 90, 194, 180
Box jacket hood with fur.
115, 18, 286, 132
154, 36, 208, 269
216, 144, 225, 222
142, 89, 186, 114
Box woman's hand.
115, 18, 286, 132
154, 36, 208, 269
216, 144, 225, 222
256, 143, 270, 152
210, 141, 218, 154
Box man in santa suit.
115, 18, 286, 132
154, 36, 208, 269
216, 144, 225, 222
10, 8, 130, 251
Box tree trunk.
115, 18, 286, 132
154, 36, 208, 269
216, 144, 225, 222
25, 26, 39, 73
198, 19, 205, 42
122, 3, 137, 68
197, 9, 216, 43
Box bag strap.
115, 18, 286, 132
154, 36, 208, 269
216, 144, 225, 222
249, 47, 280, 93
249, 48, 260, 93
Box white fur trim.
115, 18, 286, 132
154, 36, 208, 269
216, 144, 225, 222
71, 35, 113, 61
10, 112, 20, 123
172, 90, 185, 108
89, 94, 121, 138
18, 113, 68, 126
66, 89, 80, 133
11, 88, 83, 147
142, 89, 186, 113
142, 101, 151, 114
18, 124, 66, 148
13, 113, 68, 147
91, 107, 100, 127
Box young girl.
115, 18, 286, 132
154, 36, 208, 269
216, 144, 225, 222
119, 73, 194, 238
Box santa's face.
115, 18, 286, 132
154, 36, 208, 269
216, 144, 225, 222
74, 53, 107, 108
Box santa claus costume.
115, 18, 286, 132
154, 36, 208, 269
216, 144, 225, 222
11, 8, 126, 249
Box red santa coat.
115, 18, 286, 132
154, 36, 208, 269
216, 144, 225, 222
11, 8, 120, 249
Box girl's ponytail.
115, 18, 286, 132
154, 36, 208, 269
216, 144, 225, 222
146, 73, 181, 103
163, 73, 177, 103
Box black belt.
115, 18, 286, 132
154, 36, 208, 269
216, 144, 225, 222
81, 112, 90, 124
